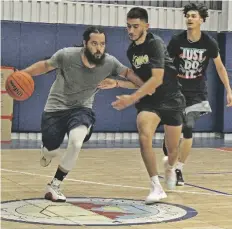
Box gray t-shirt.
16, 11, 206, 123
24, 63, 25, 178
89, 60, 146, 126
45, 47, 127, 112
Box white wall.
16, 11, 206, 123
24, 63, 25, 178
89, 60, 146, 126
221, 1, 232, 31
1, 0, 223, 31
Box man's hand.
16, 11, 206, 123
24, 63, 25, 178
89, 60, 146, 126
98, 78, 117, 89
111, 95, 136, 110
226, 91, 232, 107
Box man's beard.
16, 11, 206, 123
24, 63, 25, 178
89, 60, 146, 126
84, 47, 105, 65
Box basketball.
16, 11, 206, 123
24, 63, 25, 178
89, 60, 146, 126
5, 71, 34, 101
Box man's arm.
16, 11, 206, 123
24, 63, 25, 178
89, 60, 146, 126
126, 38, 165, 101
167, 35, 179, 58
117, 80, 140, 89
208, 37, 231, 94
112, 38, 166, 110
213, 54, 232, 106
119, 68, 145, 88
109, 57, 146, 89
22, 60, 56, 76
22, 49, 64, 76
213, 54, 231, 94
130, 68, 163, 102
98, 78, 140, 89
98, 68, 144, 90
112, 68, 164, 110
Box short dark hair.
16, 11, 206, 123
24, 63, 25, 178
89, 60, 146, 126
183, 3, 209, 22
127, 7, 148, 23
83, 26, 106, 43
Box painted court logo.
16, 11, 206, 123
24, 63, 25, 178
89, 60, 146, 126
1, 197, 197, 226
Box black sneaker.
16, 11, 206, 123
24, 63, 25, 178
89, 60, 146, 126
162, 137, 168, 156
175, 169, 185, 186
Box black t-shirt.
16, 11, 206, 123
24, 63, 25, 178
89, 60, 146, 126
127, 32, 182, 107
167, 31, 219, 99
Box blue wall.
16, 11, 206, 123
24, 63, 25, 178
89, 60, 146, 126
221, 32, 232, 132
1, 21, 231, 133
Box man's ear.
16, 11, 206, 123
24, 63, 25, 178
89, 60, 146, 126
83, 40, 86, 47
146, 23, 150, 30
200, 18, 203, 25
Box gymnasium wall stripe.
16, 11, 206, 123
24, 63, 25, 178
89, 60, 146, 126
1, 0, 223, 31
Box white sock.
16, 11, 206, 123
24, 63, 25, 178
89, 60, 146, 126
151, 175, 160, 186
60, 125, 88, 171
164, 157, 175, 171
167, 163, 175, 171
176, 162, 184, 171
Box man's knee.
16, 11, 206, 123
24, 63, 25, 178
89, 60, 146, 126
42, 133, 64, 151
69, 140, 83, 151
182, 112, 200, 139
165, 137, 179, 154
68, 125, 88, 149
167, 145, 179, 154
42, 139, 62, 151
41, 111, 66, 151
139, 132, 153, 151
183, 126, 193, 139
184, 112, 200, 128
139, 131, 153, 141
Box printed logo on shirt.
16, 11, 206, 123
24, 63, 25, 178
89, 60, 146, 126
132, 54, 149, 69
179, 47, 207, 79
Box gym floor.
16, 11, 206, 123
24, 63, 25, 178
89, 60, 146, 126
1, 138, 232, 229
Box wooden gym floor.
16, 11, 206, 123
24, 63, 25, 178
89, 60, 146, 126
1, 140, 232, 229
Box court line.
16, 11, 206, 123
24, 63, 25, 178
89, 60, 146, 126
196, 172, 232, 174
209, 147, 232, 152
1, 168, 231, 197
184, 183, 232, 196
158, 175, 232, 196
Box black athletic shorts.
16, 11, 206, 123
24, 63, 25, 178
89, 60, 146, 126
135, 91, 185, 126
41, 107, 95, 151
183, 91, 207, 107
137, 108, 184, 126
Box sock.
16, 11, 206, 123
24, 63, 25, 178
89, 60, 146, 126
176, 162, 184, 171
167, 163, 175, 170
151, 175, 160, 185
54, 167, 68, 182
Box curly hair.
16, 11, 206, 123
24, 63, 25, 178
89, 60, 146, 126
183, 3, 209, 22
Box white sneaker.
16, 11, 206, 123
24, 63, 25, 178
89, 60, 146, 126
44, 178, 66, 202
40, 146, 52, 167
145, 182, 167, 205
163, 156, 176, 190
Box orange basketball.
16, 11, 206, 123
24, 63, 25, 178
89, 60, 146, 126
5, 71, 34, 101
